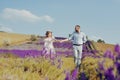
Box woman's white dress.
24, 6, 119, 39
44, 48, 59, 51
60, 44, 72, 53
43, 37, 56, 54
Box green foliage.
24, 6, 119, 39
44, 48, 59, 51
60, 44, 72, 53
79, 57, 114, 80
97, 39, 105, 43
3, 40, 11, 46
37, 35, 41, 38
30, 35, 37, 41
0, 53, 18, 58
0, 56, 69, 80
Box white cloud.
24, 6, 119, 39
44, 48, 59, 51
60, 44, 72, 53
0, 24, 13, 32
1, 8, 54, 23
41, 15, 54, 23
88, 35, 104, 42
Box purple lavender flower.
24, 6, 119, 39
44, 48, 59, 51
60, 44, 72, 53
115, 62, 120, 75
65, 71, 71, 80
45, 77, 49, 80
57, 58, 63, 69
71, 68, 78, 80
104, 67, 115, 80
58, 58, 61, 63
57, 63, 62, 69
115, 44, 120, 53
104, 50, 114, 60
98, 61, 105, 71
98, 72, 103, 80
79, 72, 88, 80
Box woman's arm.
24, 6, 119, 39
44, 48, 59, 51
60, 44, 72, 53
60, 38, 69, 43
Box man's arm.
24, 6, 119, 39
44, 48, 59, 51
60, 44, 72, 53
60, 32, 74, 43
83, 32, 87, 43
60, 38, 69, 42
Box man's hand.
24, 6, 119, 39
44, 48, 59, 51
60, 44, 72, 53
59, 40, 64, 43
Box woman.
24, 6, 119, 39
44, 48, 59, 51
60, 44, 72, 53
43, 31, 56, 54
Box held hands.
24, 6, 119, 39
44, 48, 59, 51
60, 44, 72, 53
56, 39, 68, 43
59, 40, 64, 43
55, 39, 64, 43
59, 39, 69, 43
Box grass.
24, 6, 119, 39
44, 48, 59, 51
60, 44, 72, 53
0, 32, 31, 46
0, 56, 75, 80
93, 41, 114, 53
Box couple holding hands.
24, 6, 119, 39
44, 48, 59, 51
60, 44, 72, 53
43, 25, 87, 68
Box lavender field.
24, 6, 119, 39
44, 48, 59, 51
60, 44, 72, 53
0, 37, 120, 80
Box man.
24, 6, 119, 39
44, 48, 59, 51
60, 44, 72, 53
61, 25, 87, 68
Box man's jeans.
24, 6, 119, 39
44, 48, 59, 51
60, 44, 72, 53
73, 45, 83, 66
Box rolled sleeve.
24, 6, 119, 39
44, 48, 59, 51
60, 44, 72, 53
68, 33, 74, 40
82, 33, 87, 43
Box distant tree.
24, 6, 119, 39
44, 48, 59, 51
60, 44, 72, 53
30, 35, 37, 41
97, 39, 105, 43
0, 31, 5, 32
37, 35, 41, 38
3, 39, 11, 46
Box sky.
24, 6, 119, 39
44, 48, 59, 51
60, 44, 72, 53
0, 0, 120, 44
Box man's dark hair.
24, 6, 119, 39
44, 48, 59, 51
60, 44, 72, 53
75, 25, 80, 33
75, 25, 80, 28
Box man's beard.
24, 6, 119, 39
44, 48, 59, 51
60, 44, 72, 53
75, 30, 79, 33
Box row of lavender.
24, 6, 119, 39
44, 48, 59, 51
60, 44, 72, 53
0, 37, 68, 57
0, 37, 96, 58
0, 49, 74, 58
